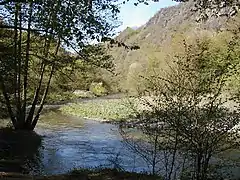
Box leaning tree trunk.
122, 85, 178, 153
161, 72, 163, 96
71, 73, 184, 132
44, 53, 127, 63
0, 0, 58, 131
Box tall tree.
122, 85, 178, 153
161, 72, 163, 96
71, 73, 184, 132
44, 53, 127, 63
0, 0, 119, 130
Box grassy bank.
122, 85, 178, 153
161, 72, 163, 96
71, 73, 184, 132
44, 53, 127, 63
60, 98, 137, 121
45, 91, 96, 104
0, 168, 161, 180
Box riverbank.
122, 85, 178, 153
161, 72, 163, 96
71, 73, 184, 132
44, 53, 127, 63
0, 96, 239, 179
0, 168, 161, 180
60, 96, 136, 122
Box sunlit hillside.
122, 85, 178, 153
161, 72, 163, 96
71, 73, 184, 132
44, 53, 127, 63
107, 1, 239, 93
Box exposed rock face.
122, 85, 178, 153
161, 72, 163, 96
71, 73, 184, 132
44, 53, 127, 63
193, 0, 240, 20
115, 0, 239, 49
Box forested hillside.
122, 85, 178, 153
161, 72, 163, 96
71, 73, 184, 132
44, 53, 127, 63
107, 0, 240, 93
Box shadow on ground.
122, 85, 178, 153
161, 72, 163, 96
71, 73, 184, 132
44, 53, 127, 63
0, 127, 43, 174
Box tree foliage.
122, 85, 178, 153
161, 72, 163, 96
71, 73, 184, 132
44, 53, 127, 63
0, 0, 119, 130
120, 30, 240, 179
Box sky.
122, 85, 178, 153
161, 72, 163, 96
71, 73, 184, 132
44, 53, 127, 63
117, 0, 179, 32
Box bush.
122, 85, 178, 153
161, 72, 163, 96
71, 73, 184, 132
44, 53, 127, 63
120, 37, 240, 180
89, 82, 109, 96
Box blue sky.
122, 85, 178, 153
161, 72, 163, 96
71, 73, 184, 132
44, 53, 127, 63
117, 0, 178, 32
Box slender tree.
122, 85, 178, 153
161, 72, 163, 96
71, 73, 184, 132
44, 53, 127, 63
0, 0, 119, 130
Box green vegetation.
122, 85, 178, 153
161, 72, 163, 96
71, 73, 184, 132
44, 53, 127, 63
120, 19, 240, 179
0, 0, 118, 130
60, 99, 136, 121
46, 92, 79, 104
108, 3, 240, 94
1, 0, 239, 129
0, 168, 161, 180
46, 91, 95, 104
89, 82, 109, 97
68, 168, 161, 180
0, 0, 239, 179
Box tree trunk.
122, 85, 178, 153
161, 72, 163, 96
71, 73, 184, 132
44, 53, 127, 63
0, 76, 17, 126
31, 39, 60, 130
26, 12, 53, 127
16, 3, 23, 126
168, 131, 178, 180
22, 0, 33, 125
31, 64, 55, 130
13, 2, 19, 120
25, 63, 46, 126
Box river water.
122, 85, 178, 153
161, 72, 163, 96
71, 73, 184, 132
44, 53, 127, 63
0, 108, 239, 179
34, 111, 148, 175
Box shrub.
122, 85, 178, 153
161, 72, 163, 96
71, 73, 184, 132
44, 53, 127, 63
89, 82, 109, 96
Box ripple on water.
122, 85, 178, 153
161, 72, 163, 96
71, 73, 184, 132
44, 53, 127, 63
34, 111, 148, 175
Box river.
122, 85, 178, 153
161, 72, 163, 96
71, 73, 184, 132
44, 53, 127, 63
0, 100, 239, 179
34, 110, 148, 175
